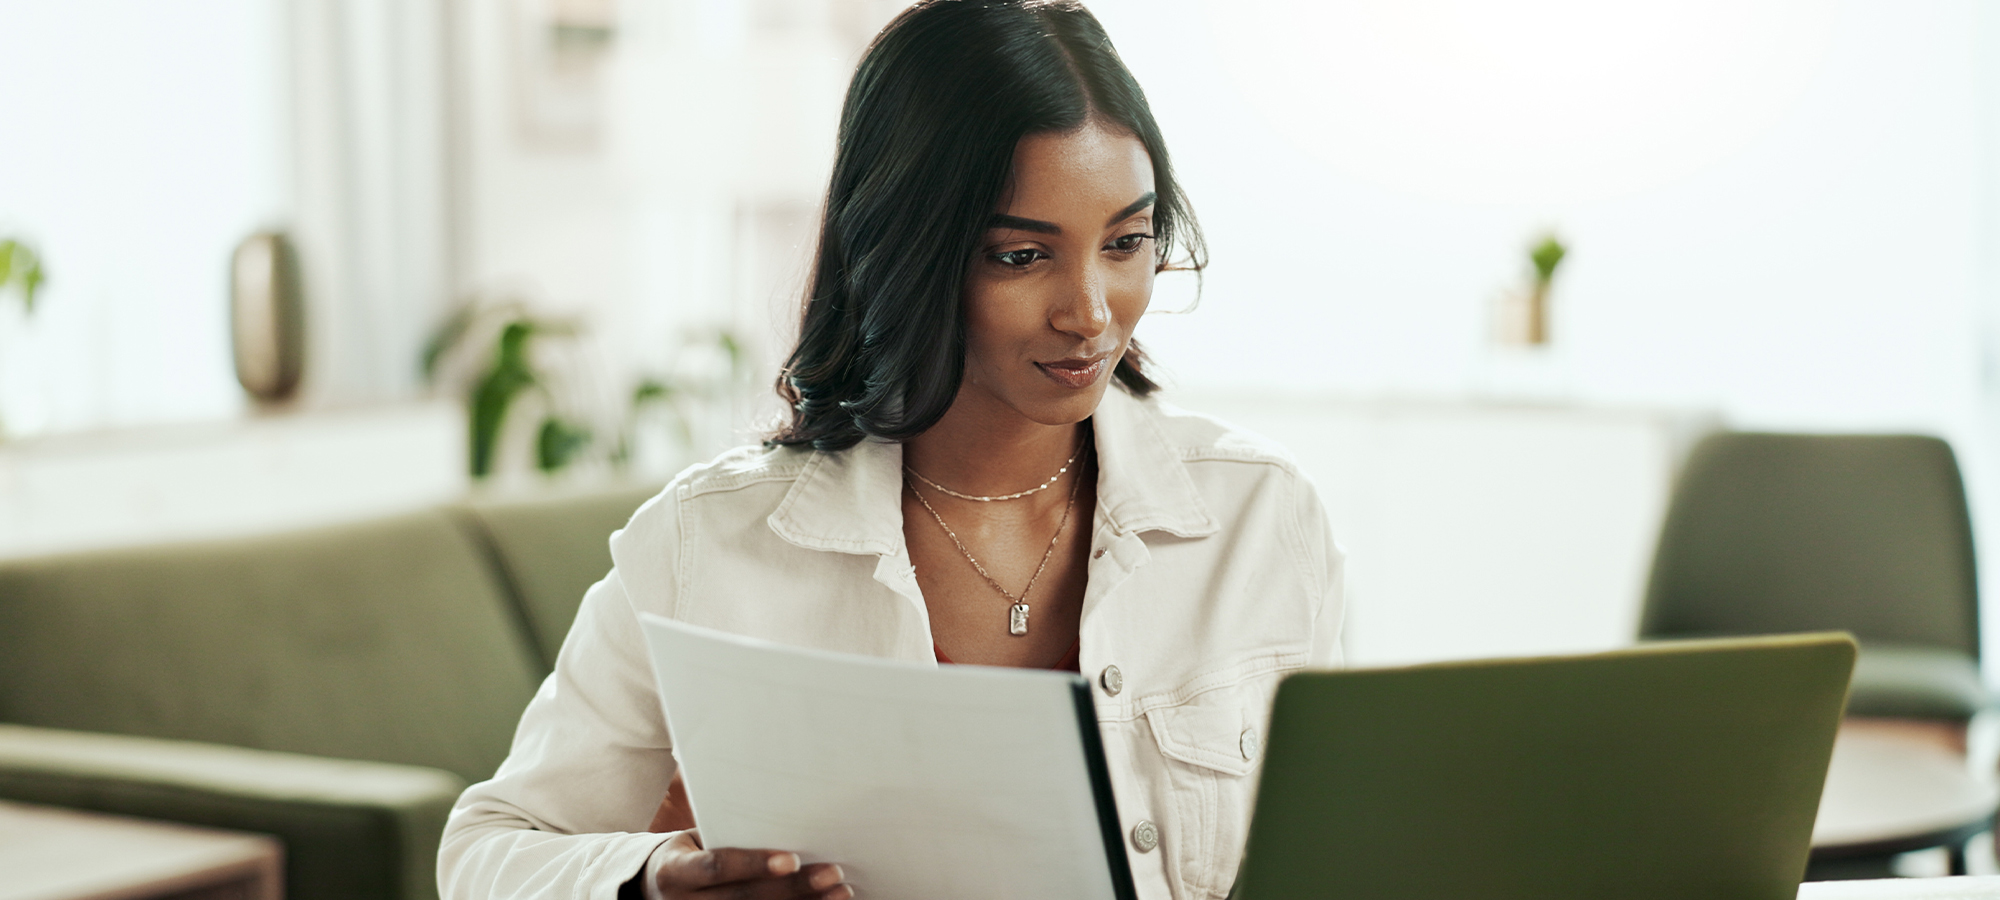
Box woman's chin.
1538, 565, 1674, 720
1012, 383, 1112, 428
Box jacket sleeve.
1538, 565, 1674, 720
1295, 471, 1346, 670
439, 495, 683, 900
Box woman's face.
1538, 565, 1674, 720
958, 124, 1157, 429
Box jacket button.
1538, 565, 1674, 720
1100, 665, 1123, 696
1240, 727, 1260, 761
1131, 819, 1159, 853
1092, 547, 1107, 559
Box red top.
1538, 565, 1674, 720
934, 640, 1082, 673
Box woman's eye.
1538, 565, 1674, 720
1109, 233, 1155, 253
993, 248, 1047, 267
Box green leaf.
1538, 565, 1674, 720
536, 417, 591, 472
670, 409, 694, 452
718, 330, 745, 370
450, 312, 593, 476
468, 335, 538, 477
632, 378, 674, 406
1530, 235, 1567, 284
19, 259, 42, 313
0, 241, 45, 313
421, 304, 483, 382
496, 320, 537, 366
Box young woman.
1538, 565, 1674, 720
438, 3, 1342, 899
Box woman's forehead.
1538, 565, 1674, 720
998, 125, 1156, 225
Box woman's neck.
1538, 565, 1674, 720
903, 396, 1086, 499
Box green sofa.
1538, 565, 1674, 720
0, 483, 661, 900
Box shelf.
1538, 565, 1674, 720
0, 403, 465, 560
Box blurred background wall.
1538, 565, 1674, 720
3, 0, 1998, 667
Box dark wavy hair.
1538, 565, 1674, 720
769, 0, 1204, 451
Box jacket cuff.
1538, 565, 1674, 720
598, 830, 678, 900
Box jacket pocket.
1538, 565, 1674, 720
1149, 697, 1257, 777
1139, 653, 1302, 900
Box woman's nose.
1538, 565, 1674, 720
1052, 263, 1111, 339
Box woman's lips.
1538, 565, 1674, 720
1036, 357, 1106, 389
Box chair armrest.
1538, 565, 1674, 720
0, 724, 465, 900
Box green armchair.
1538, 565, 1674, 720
0, 483, 660, 900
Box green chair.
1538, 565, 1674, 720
1641, 432, 1985, 721
1640, 432, 1989, 878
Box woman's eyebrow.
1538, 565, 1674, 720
984, 192, 1159, 237
988, 213, 1061, 235
1106, 192, 1157, 226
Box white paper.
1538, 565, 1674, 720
639, 613, 1123, 900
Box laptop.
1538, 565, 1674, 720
1234, 633, 1856, 899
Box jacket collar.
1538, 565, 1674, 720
766, 388, 1217, 556
1090, 388, 1218, 539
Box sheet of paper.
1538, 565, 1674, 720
639, 613, 1126, 900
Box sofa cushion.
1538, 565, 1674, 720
453, 484, 661, 670
0, 509, 543, 784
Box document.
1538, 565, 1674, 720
639, 613, 1134, 900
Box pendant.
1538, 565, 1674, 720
1009, 603, 1030, 636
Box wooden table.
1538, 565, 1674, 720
1810, 720, 2000, 874
0, 800, 280, 900
1799, 876, 2000, 898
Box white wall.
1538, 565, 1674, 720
0, 0, 286, 435
0, 0, 455, 433
1101, 0, 1986, 433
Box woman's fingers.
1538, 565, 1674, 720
665, 846, 797, 889
688, 863, 848, 900
648, 834, 852, 899
807, 866, 855, 900
800, 863, 848, 898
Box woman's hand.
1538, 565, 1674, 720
643, 773, 850, 899
640, 830, 851, 900
649, 770, 697, 833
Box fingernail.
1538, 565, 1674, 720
824, 885, 855, 900
769, 852, 800, 875
811, 865, 845, 890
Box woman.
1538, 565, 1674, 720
438, 2, 1342, 899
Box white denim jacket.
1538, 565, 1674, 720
439, 389, 1344, 900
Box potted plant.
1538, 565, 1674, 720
423, 299, 745, 481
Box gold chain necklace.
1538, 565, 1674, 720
908, 465, 1082, 636
906, 439, 1085, 502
